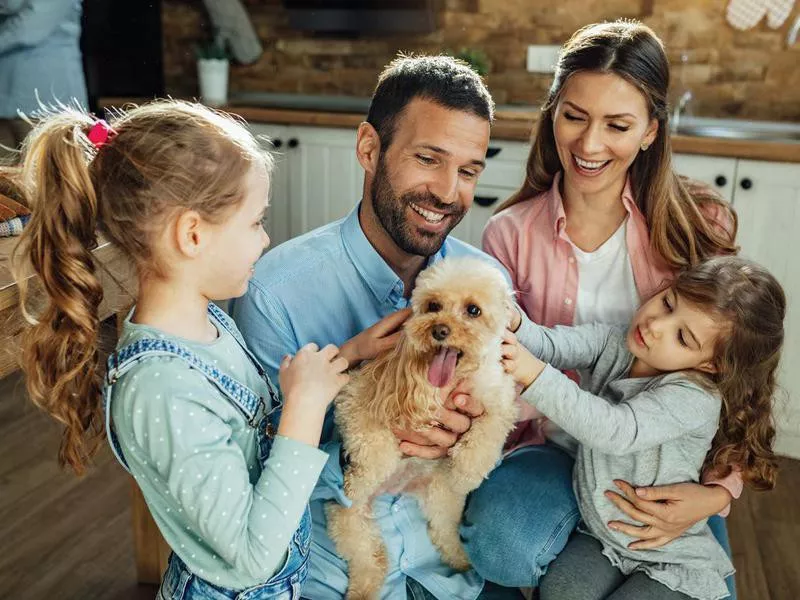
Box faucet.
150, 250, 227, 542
671, 89, 693, 134
789, 15, 800, 45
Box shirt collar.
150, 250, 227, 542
341, 202, 449, 307
547, 172, 640, 240
340, 203, 448, 306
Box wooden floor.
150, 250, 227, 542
1, 370, 798, 600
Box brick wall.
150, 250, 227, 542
163, 0, 800, 121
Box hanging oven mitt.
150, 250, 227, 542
726, 0, 768, 30
766, 0, 795, 28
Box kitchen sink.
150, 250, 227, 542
675, 117, 800, 144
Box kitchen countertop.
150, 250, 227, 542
99, 97, 800, 164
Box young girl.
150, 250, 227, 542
10, 101, 350, 599
502, 256, 783, 600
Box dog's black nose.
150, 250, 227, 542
431, 324, 450, 341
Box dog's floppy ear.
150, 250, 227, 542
363, 334, 438, 428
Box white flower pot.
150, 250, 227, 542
197, 58, 229, 107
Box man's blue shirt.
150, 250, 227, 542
232, 204, 509, 599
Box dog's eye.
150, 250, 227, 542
427, 301, 442, 313
466, 304, 481, 318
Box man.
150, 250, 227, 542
232, 55, 519, 599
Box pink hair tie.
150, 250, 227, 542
87, 120, 116, 149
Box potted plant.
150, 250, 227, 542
452, 48, 490, 77
196, 35, 230, 107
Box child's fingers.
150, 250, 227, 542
279, 354, 293, 370
501, 342, 517, 359
331, 356, 349, 373
502, 329, 517, 343
320, 343, 339, 360
501, 358, 516, 373
299, 342, 320, 354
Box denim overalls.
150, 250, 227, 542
104, 303, 312, 600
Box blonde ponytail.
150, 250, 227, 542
12, 109, 105, 475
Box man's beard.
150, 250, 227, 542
370, 154, 466, 257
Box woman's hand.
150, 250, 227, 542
339, 308, 411, 368
394, 380, 485, 459
501, 329, 545, 389
605, 479, 733, 550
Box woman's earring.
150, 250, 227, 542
641, 142, 649, 151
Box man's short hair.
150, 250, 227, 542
366, 54, 495, 150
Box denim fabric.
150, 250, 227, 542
157, 510, 312, 600
462, 444, 736, 597
462, 444, 580, 588
106, 302, 311, 597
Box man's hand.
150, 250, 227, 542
339, 308, 411, 368
394, 381, 485, 459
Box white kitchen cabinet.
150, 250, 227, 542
730, 159, 800, 458
451, 139, 529, 248
286, 125, 362, 235
248, 123, 361, 248
672, 153, 738, 203
249, 124, 292, 247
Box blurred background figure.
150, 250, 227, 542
0, 0, 88, 163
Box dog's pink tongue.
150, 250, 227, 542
428, 347, 459, 388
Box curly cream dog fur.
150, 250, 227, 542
326, 257, 519, 599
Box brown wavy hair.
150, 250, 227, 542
674, 257, 784, 491
9, 101, 271, 475
497, 20, 738, 270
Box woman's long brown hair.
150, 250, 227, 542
9, 101, 270, 474
675, 257, 785, 491
497, 20, 738, 270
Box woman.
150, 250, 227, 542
462, 21, 741, 598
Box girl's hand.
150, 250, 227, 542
604, 480, 733, 550
508, 303, 523, 333
339, 308, 412, 368
280, 343, 349, 410
501, 329, 545, 390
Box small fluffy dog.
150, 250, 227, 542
327, 257, 519, 599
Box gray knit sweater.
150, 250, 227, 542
516, 317, 734, 600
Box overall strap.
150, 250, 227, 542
105, 338, 264, 474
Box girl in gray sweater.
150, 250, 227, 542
502, 257, 784, 600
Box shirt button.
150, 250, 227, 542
564, 298, 573, 305
392, 504, 400, 513
401, 558, 409, 569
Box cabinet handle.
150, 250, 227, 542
714, 175, 727, 187
271, 138, 283, 149
474, 195, 499, 207
740, 177, 753, 190
486, 147, 502, 159
287, 138, 299, 148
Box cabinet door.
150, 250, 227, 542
734, 159, 800, 458
452, 186, 511, 249
286, 125, 361, 237
672, 154, 738, 203
248, 124, 292, 248
451, 139, 529, 248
